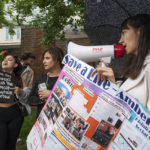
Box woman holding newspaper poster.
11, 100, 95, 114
0, 55, 30, 150
29, 46, 64, 118
92, 14, 150, 110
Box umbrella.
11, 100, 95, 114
84, 0, 150, 44
84, 0, 150, 30
84, 0, 150, 77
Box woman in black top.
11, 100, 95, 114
29, 46, 64, 118
0, 55, 26, 150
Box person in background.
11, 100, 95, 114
16, 52, 36, 146
29, 46, 64, 118
92, 14, 150, 109
20, 52, 36, 89
0, 55, 29, 150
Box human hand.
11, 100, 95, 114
91, 65, 115, 83
38, 90, 51, 100
10, 87, 22, 95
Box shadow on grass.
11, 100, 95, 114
16, 107, 37, 150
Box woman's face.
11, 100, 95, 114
109, 126, 115, 135
119, 25, 140, 55
43, 52, 56, 71
2, 55, 17, 73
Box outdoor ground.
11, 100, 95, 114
16, 108, 37, 150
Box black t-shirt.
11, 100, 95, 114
28, 73, 58, 117
0, 70, 21, 103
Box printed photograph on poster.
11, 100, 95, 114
90, 97, 124, 128
37, 113, 48, 131
53, 81, 71, 107
59, 107, 89, 141
43, 94, 63, 124
79, 137, 98, 150
92, 120, 117, 148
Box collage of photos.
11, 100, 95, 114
43, 94, 63, 124
53, 81, 71, 107
92, 120, 117, 148
59, 107, 89, 141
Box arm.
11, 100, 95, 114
16, 87, 31, 104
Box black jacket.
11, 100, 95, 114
28, 73, 58, 117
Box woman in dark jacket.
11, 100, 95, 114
29, 46, 64, 118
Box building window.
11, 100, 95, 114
6, 27, 13, 40
16, 27, 21, 40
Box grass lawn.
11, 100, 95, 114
16, 108, 37, 150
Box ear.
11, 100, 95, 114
137, 28, 141, 35
14, 63, 18, 68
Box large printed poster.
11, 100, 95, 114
27, 54, 150, 150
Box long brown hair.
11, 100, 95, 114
120, 14, 150, 79
13, 56, 23, 87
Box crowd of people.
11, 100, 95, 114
0, 14, 150, 150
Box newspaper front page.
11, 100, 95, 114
27, 54, 150, 150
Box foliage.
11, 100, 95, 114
0, 50, 8, 64
7, 0, 84, 46
0, 0, 15, 35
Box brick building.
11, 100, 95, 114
0, 26, 21, 55
21, 28, 90, 80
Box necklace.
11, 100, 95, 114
46, 74, 49, 87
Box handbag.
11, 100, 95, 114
15, 96, 28, 117
17, 101, 28, 117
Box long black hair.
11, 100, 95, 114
13, 56, 22, 77
2, 55, 23, 87
13, 56, 23, 87
120, 14, 150, 79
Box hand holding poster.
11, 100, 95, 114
27, 54, 150, 150
0, 70, 16, 103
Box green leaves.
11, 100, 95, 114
7, 0, 84, 46
0, 0, 84, 45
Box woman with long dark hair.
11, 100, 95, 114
92, 14, 150, 109
29, 46, 64, 117
0, 55, 27, 150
